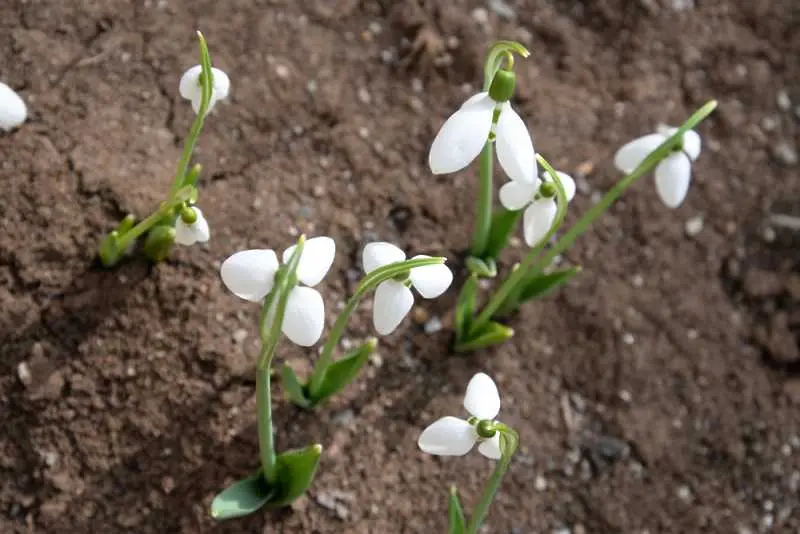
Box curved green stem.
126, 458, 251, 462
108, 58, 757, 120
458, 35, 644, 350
465, 427, 519, 534
469, 100, 718, 333
471, 143, 494, 258
482, 41, 530, 91
307, 256, 446, 395
112, 185, 195, 254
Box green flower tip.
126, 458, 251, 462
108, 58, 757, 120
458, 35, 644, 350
476, 419, 497, 439
180, 206, 198, 224
539, 182, 557, 198
449, 485, 459, 496
311, 443, 323, 455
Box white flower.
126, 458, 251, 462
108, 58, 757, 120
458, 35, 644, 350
0, 82, 27, 132
499, 170, 575, 247
428, 92, 535, 184
362, 242, 453, 335
179, 65, 230, 115
174, 206, 210, 246
418, 373, 503, 460
613, 125, 702, 208
220, 236, 335, 347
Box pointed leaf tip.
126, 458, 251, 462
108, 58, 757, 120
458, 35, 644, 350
210, 471, 275, 520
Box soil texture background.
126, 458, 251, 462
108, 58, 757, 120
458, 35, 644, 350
1, 0, 799, 533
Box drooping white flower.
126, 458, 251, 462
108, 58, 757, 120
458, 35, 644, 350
418, 373, 503, 460
499, 170, 575, 247
220, 236, 335, 346
179, 65, 230, 115
362, 242, 453, 335
174, 206, 210, 246
0, 82, 27, 132
614, 125, 702, 208
428, 92, 535, 184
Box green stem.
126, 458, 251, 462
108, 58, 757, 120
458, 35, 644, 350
307, 256, 446, 395
256, 362, 276, 482
113, 188, 193, 253
471, 143, 494, 258
470, 100, 718, 332
465, 428, 518, 534
482, 41, 530, 91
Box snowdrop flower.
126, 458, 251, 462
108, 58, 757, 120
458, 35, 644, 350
428, 70, 535, 184
499, 170, 575, 247
0, 82, 26, 132
220, 237, 335, 346
614, 125, 702, 208
418, 373, 503, 460
179, 65, 230, 115
174, 206, 210, 246
362, 242, 453, 335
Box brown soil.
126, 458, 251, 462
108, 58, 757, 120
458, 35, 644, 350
2, 0, 799, 533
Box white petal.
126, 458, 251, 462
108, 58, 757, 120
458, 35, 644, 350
174, 207, 210, 246
460, 91, 490, 108
179, 65, 229, 114
362, 242, 406, 274
477, 434, 502, 460
210, 67, 230, 101
522, 199, 558, 247
283, 236, 335, 287
495, 102, 536, 184
282, 286, 325, 346
428, 94, 495, 175
613, 133, 667, 174
0, 82, 27, 132
372, 280, 414, 335
463, 372, 501, 420
656, 125, 701, 161
220, 249, 279, 302
417, 416, 477, 456
498, 179, 539, 211
654, 152, 692, 209
409, 255, 453, 298
542, 171, 576, 202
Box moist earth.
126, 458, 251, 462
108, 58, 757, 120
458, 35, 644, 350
1, 0, 799, 533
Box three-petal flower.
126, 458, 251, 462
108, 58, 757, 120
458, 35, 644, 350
0, 82, 26, 132
428, 92, 535, 184
499, 170, 575, 247
174, 206, 210, 246
220, 236, 335, 347
614, 125, 702, 208
362, 242, 453, 335
418, 373, 503, 460
179, 65, 230, 115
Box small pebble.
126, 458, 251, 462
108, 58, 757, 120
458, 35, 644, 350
685, 215, 704, 237
471, 7, 489, 24
772, 141, 798, 166
677, 484, 693, 502
43, 451, 59, 467
412, 307, 429, 325
632, 274, 644, 288
488, 0, 516, 19
534, 475, 547, 491
622, 332, 635, 345
618, 389, 632, 403
232, 329, 248, 344
423, 317, 443, 334
17, 362, 32, 386
777, 90, 791, 111
357, 87, 371, 105
275, 64, 289, 79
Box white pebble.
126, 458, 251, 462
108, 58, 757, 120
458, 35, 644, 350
622, 332, 635, 345
423, 317, 443, 334
684, 215, 704, 237
17, 361, 32, 386
471, 7, 489, 24
275, 64, 290, 79
0, 82, 27, 132
534, 475, 547, 491
777, 90, 791, 111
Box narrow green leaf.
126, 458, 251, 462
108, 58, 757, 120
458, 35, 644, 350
268, 444, 323, 507
483, 208, 522, 259
454, 274, 478, 343
280, 364, 311, 408
309, 339, 376, 407
455, 321, 514, 352
465, 256, 497, 278
210, 471, 275, 520
448, 486, 467, 534
518, 265, 581, 303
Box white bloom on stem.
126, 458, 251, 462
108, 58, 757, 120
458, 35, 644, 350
362, 242, 453, 336
179, 65, 230, 115
428, 92, 536, 184
499, 170, 575, 247
418, 372, 503, 460
174, 206, 210, 246
0, 82, 27, 132
613, 125, 702, 209
220, 236, 335, 346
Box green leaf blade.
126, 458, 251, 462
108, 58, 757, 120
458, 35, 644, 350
455, 321, 514, 352
280, 364, 311, 408
269, 444, 323, 507
211, 471, 275, 520
518, 265, 581, 303
448, 486, 467, 534
483, 208, 522, 260
309, 339, 376, 407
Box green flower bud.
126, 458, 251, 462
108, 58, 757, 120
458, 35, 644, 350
180, 205, 198, 224
488, 69, 516, 103
476, 419, 497, 439
539, 182, 557, 198
142, 225, 176, 263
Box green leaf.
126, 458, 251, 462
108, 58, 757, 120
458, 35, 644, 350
448, 486, 467, 534
454, 274, 478, 343
308, 339, 376, 407
455, 321, 514, 352
483, 208, 522, 259
518, 266, 581, 303
465, 256, 497, 278
280, 365, 311, 408
269, 444, 323, 507
210, 471, 275, 520
142, 224, 175, 263
98, 231, 121, 267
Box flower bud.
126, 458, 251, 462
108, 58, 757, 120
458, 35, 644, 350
180, 206, 198, 224
539, 182, 557, 198
476, 419, 497, 439
142, 225, 176, 263
488, 69, 516, 103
